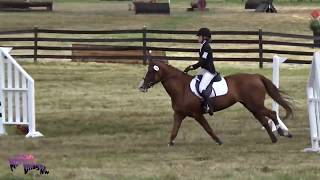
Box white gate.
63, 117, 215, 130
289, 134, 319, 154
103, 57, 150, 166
0, 47, 43, 138
304, 52, 320, 152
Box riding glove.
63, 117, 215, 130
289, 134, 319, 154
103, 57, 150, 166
183, 65, 194, 73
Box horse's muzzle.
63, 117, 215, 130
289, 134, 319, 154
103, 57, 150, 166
138, 79, 148, 92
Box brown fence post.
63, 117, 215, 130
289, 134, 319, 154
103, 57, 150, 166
313, 30, 320, 48
33, 27, 38, 63
142, 26, 147, 65
258, 29, 263, 68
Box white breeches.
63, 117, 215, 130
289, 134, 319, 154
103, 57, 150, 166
198, 68, 215, 93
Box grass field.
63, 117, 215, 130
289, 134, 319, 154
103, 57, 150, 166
0, 61, 317, 180
0, 0, 318, 34
0, 1, 319, 180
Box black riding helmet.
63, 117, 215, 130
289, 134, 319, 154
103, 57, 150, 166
196, 28, 211, 39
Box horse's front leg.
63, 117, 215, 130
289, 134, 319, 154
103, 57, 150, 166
168, 112, 186, 146
194, 114, 223, 145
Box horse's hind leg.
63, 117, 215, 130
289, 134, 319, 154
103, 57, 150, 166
194, 114, 222, 145
264, 108, 292, 138
261, 108, 284, 136
254, 112, 278, 143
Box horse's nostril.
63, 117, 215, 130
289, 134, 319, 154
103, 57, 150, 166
138, 80, 148, 92
138, 86, 147, 92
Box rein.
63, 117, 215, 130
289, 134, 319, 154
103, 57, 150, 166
160, 72, 184, 84
143, 72, 182, 89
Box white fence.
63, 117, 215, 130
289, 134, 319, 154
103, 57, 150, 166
304, 52, 320, 152
0, 47, 42, 138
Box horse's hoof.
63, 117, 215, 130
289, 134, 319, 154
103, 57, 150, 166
272, 139, 278, 143
277, 128, 285, 136
216, 140, 223, 145
168, 141, 175, 147
286, 132, 293, 138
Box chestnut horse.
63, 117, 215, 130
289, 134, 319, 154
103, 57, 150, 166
139, 60, 293, 146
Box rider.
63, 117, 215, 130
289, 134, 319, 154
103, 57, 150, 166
183, 27, 216, 116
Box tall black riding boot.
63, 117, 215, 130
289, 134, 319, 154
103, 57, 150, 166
201, 86, 214, 116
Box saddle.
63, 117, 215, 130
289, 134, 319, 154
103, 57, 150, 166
190, 73, 228, 99
195, 73, 222, 96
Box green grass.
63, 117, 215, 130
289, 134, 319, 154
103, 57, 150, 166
0, 61, 316, 179
0, 1, 318, 179
0, 0, 317, 33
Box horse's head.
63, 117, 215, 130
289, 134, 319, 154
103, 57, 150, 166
138, 60, 164, 92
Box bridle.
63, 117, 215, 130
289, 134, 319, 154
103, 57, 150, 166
144, 79, 156, 89
146, 73, 182, 89
142, 65, 183, 90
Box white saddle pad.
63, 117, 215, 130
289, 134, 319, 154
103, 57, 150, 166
190, 76, 228, 99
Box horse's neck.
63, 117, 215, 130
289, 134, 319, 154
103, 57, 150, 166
160, 66, 191, 99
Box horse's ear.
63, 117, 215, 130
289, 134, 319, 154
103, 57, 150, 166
148, 59, 154, 65
148, 50, 154, 65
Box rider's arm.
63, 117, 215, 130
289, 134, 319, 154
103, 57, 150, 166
192, 58, 204, 69
192, 45, 209, 69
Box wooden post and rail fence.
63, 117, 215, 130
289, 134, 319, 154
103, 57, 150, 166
0, 27, 319, 68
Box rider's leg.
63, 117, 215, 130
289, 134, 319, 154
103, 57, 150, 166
199, 72, 214, 115
199, 72, 214, 93
201, 86, 214, 115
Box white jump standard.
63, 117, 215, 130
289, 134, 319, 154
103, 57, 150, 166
269, 55, 289, 134
304, 52, 320, 152
262, 55, 290, 135
0, 47, 43, 138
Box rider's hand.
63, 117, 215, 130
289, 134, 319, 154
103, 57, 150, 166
183, 65, 193, 73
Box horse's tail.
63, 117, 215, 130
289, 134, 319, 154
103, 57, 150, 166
260, 75, 293, 120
